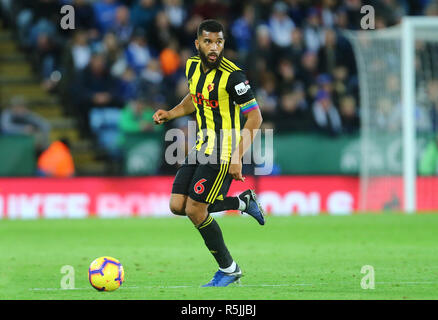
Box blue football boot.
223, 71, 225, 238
239, 189, 265, 225
202, 265, 242, 287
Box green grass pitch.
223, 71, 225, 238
1, 214, 437, 300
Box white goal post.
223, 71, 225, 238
401, 17, 438, 212
345, 16, 438, 213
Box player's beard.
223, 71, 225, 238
198, 48, 223, 70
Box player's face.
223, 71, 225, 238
196, 30, 225, 70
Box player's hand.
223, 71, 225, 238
153, 109, 170, 124
229, 161, 245, 182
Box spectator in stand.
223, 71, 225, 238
256, 71, 278, 129
97, 32, 129, 78
311, 90, 342, 136
37, 139, 75, 177
289, 28, 306, 63
118, 97, 163, 143
298, 50, 319, 100
75, 53, 122, 133
18, 0, 60, 49
286, 0, 306, 27
180, 13, 203, 48
317, 28, 343, 75
332, 65, 349, 99
77, 53, 122, 108
277, 58, 298, 93
130, 0, 159, 32
344, 0, 363, 29
303, 7, 324, 52
268, 2, 295, 52
1, 96, 51, 152
138, 58, 164, 100
147, 10, 174, 52
125, 28, 153, 75
117, 67, 139, 102
28, 15, 57, 49
68, 30, 92, 72
100, 32, 122, 68
160, 42, 188, 101
92, 0, 121, 35
375, 97, 398, 132
159, 39, 181, 77
316, 73, 338, 105
111, 5, 134, 46
333, 6, 349, 29
163, 0, 187, 29
230, 4, 255, 65
59, 29, 91, 99
291, 82, 309, 111
275, 87, 312, 133
33, 32, 62, 92
246, 24, 275, 88
339, 95, 360, 134
321, 0, 338, 27
72, 0, 97, 32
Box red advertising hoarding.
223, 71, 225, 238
0, 176, 436, 218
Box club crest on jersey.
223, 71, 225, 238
207, 83, 215, 92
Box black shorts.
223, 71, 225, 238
172, 161, 233, 204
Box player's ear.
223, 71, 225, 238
195, 38, 199, 50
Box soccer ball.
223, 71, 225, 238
88, 256, 125, 291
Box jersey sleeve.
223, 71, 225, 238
226, 71, 259, 114
185, 59, 191, 79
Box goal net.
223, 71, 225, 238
344, 17, 438, 213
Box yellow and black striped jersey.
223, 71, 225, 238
185, 55, 259, 164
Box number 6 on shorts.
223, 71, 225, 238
194, 178, 207, 194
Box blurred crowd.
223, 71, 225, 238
1, 0, 438, 173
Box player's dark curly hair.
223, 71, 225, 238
197, 19, 224, 37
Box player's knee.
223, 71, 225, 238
169, 201, 186, 216
169, 194, 187, 216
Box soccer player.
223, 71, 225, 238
153, 19, 265, 287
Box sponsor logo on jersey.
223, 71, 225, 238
191, 93, 219, 108
234, 81, 251, 96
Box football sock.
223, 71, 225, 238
219, 261, 237, 273
207, 197, 246, 213
197, 214, 234, 269
238, 197, 247, 211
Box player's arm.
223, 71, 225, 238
226, 71, 263, 181
230, 105, 263, 181
231, 107, 263, 159
153, 93, 195, 124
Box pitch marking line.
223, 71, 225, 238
29, 281, 438, 291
